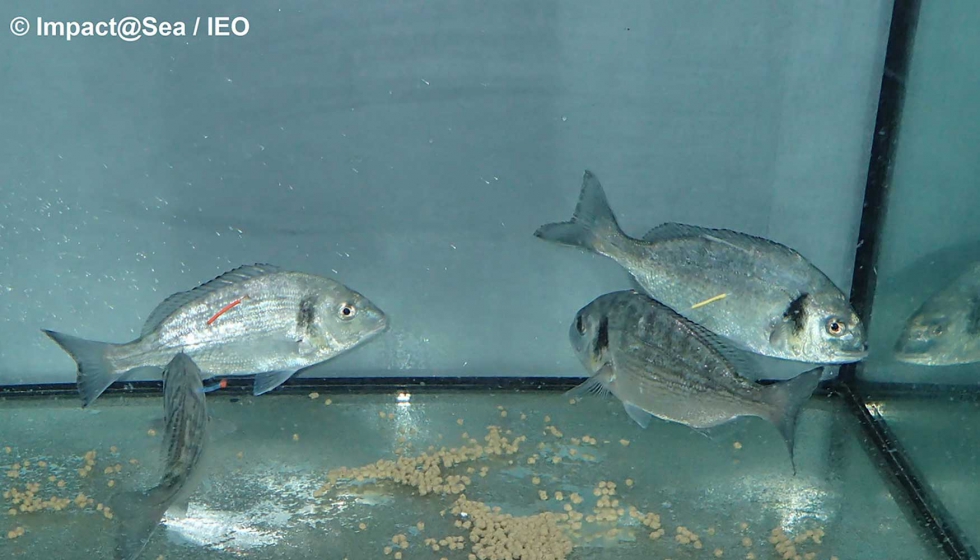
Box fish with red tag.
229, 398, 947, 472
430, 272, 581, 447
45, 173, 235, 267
42, 264, 388, 406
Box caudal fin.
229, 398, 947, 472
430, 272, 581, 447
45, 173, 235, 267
111, 487, 171, 560
534, 170, 629, 258
763, 367, 824, 475
41, 329, 123, 408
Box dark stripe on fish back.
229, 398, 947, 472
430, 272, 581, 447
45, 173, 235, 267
298, 294, 318, 334
967, 296, 980, 336
594, 316, 610, 357
784, 293, 809, 333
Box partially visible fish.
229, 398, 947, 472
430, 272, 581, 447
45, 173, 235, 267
112, 352, 210, 560
568, 290, 823, 473
535, 170, 868, 364
895, 262, 980, 365
42, 263, 388, 406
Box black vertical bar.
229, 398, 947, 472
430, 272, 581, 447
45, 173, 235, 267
840, 0, 922, 386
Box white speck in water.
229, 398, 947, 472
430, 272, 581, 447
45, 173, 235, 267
421, 78, 429, 85
561, 116, 567, 122
450, 244, 456, 250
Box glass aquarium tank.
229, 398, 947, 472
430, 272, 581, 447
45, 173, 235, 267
1, 0, 975, 559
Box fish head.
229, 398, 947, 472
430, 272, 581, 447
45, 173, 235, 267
894, 300, 978, 365
769, 292, 868, 364
308, 282, 389, 352
568, 295, 615, 375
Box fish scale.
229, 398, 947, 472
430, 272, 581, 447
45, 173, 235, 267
616, 300, 765, 405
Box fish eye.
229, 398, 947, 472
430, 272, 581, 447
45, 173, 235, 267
826, 318, 847, 337
575, 315, 585, 334
931, 324, 945, 337
339, 303, 357, 320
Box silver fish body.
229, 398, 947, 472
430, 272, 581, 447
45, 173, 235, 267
113, 352, 210, 560
43, 264, 388, 406
535, 171, 868, 364
895, 262, 980, 365
568, 290, 823, 472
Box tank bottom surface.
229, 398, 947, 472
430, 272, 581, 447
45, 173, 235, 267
869, 394, 980, 552
0, 388, 942, 560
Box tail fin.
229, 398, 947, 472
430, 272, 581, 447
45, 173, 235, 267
111, 487, 171, 560
763, 367, 824, 475
534, 170, 629, 258
41, 329, 123, 408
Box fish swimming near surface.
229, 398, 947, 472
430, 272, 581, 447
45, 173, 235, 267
895, 261, 980, 366
42, 263, 388, 407
567, 290, 824, 473
535, 170, 868, 364
112, 352, 210, 560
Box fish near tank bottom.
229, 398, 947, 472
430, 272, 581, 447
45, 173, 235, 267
0, 384, 943, 560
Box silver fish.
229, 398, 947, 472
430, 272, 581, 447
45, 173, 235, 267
895, 262, 980, 365
43, 263, 388, 406
568, 290, 823, 472
112, 352, 210, 560
535, 170, 868, 364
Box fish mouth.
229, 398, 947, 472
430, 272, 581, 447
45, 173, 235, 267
826, 343, 870, 363
893, 338, 940, 365
820, 351, 869, 364
369, 309, 390, 335
894, 351, 938, 365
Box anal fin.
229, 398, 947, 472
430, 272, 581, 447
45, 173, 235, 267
253, 369, 299, 396
623, 402, 652, 428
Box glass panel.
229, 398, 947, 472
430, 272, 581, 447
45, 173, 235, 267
860, 0, 980, 386
854, 0, 980, 554
1, 1, 890, 387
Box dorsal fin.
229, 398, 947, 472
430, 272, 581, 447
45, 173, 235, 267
140, 264, 281, 337
641, 222, 806, 262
